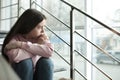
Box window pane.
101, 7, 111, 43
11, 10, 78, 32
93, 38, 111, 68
1, 20, 10, 31
1, 8, 10, 19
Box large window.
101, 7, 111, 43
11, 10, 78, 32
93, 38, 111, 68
0, 0, 18, 31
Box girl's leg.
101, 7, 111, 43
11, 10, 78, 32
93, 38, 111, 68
34, 57, 54, 80
12, 58, 33, 80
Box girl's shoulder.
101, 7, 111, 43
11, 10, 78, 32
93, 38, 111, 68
12, 34, 34, 42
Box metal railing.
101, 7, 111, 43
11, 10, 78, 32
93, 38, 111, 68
30, 1, 120, 80
60, 0, 120, 80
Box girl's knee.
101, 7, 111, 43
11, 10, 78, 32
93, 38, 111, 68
34, 57, 54, 80
36, 57, 54, 69
12, 58, 33, 80
12, 58, 33, 72
19, 58, 33, 68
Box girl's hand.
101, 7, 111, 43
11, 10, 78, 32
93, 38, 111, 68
37, 33, 49, 44
5, 40, 22, 50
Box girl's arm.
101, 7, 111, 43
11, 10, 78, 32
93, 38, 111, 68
5, 39, 33, 63
5, 48, 33, 63
5, 39, 22, 50
5, 34, 54, 58
21, 40, 54, 57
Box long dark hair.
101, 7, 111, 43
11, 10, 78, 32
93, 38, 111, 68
2, 9, 46, 61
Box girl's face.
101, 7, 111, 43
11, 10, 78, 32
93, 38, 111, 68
26, 19, 46, 39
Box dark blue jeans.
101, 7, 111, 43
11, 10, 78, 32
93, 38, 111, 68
12, 57, 54, 80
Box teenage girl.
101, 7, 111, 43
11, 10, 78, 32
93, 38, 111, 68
1, 9, 54, 80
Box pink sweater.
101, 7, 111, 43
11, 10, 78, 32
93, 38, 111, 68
5, 34, 54, 66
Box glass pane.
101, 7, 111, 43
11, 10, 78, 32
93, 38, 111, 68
1, 8, 10, 19
20, 0, 30, 9
1, 20, 10, 31
11, 0, 17, 4
1, 0, 10, 7
11, 5, 18, 17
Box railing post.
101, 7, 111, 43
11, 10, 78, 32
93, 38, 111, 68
70, 7, 75, 80
0, 0, 1, 29
17, 0, 20, 18
30, 0, 32, 8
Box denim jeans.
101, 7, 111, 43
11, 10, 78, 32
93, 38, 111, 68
12, 57, 54, 80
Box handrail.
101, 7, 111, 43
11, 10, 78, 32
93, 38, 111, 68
74, 50, 112, 80
75, 31, 120, 64
60, 0, 120, 79
60, 0, 120, 36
